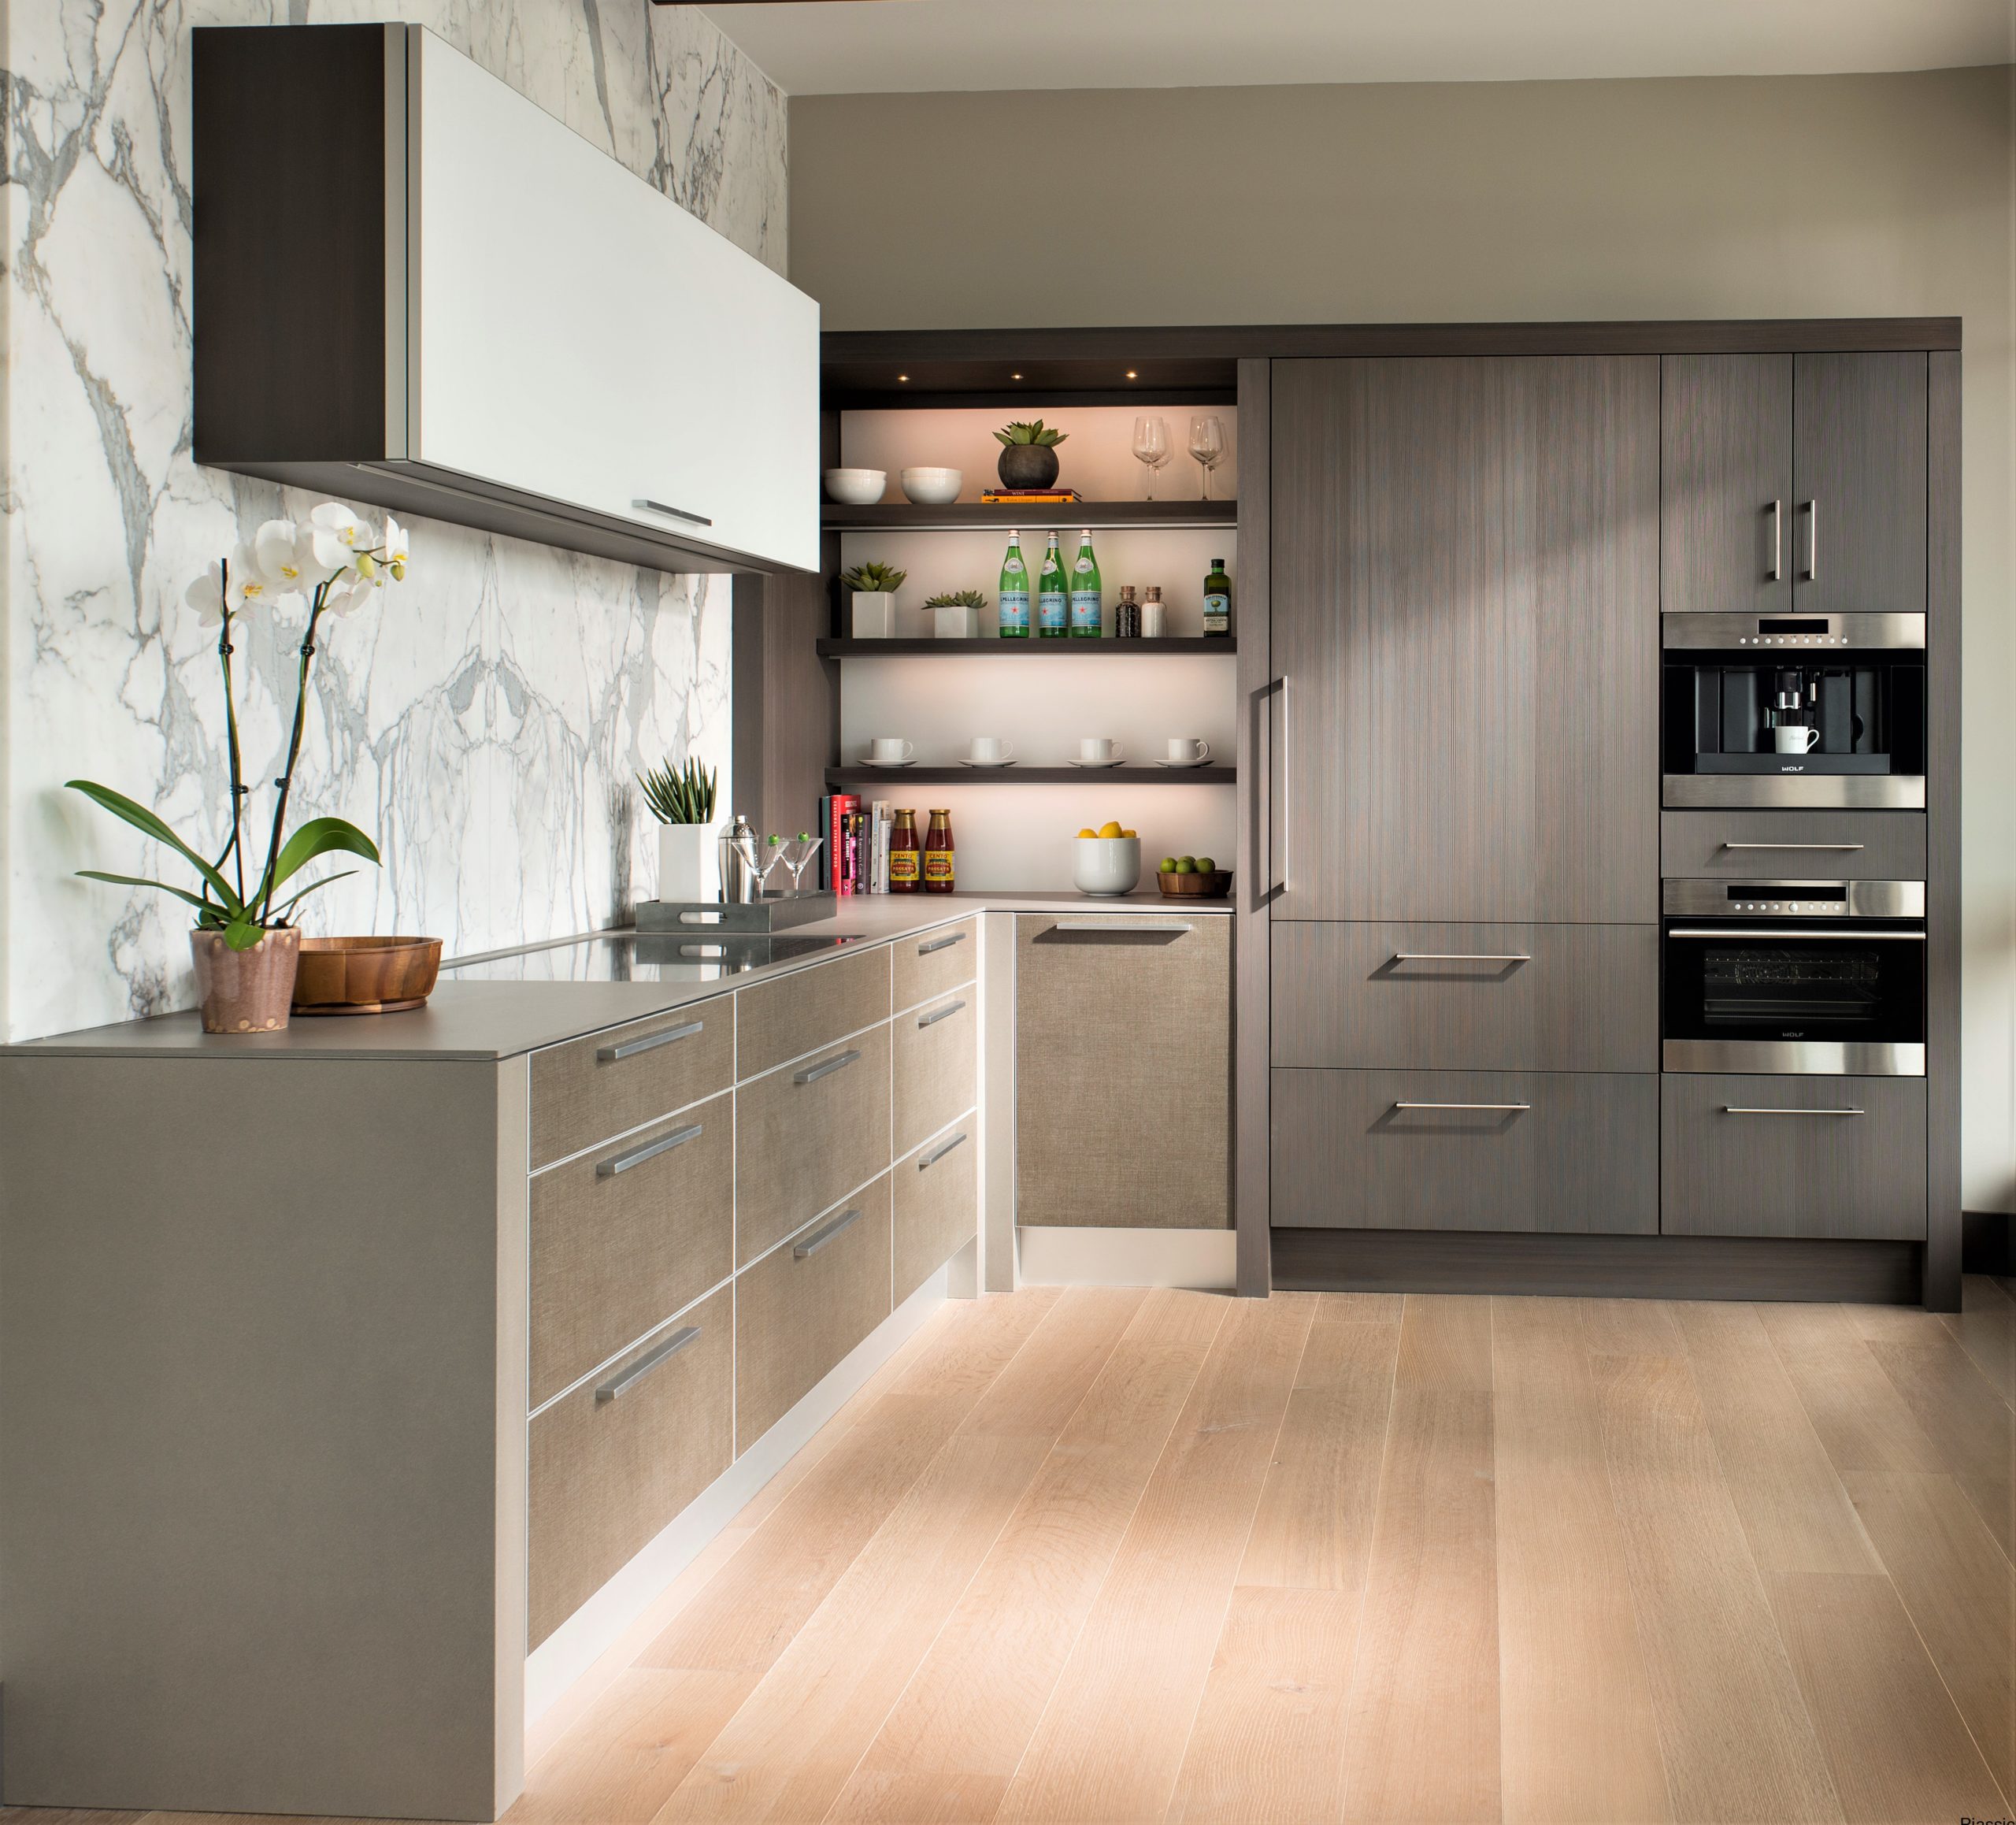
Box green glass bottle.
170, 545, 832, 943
1036, 532, 1069, 640
997, 532, 1030, 638
1203, 555, 1232, 637
1068, 530, 1102, 639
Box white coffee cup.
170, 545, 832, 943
1079, 736, 1124, 764
1166, 736, 1211, 766
869, 736, 914, 763
1773, 724, 1820, 755
968, 736, 1014, 765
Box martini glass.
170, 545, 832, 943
758, 833, 794, 895
780, 833, 825, 895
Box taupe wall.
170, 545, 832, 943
791, 67, 2016, 1213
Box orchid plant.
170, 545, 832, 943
68, 502, 411, 951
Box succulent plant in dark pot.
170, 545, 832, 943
994, 419, 1068, 491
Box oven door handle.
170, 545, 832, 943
1664, 928, 1925, 941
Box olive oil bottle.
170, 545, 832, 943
1203, 556, 1232, 637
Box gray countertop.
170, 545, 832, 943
6, 889, 1231, 1063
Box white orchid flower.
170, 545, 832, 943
228, 540, 291, 612
250, 518, 312, 595
318, 571, 377, 618
309, 501, 369, 551
184, 562, 232, 627
382, 515, 410, 582
299, 517, 356, 573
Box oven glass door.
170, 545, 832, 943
1662, 922, 1925, 1074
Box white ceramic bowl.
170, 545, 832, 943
900, 466, 964, 505
1073, 835, 1141, 898
824, 467, 887, 506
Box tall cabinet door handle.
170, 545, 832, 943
1769, 499, 1783, 581
1801, 499, 1818, 581
1248, 674, 1288, 903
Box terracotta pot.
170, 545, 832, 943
292, 936, 443, 1015
996, 443, 1059, 491
190, 925, 301, 1033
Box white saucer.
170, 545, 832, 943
958, 759, 1017, 769
1065, 758, 1125, 769
859, 757, 915, 768
1152, 757, 1213, 769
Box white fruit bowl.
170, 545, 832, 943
1073, 836, 1141, 898
824, 467, 887, 506
900, 466, 963, 505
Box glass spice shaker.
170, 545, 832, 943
1114, 584, 1141, 639
1140, 585, 1167, 638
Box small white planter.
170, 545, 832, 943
656, 821, 717, 903
931, 604, 980, 639
851, 592, 896, 638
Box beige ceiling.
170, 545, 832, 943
702, 0, 2015, 95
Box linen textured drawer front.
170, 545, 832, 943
1660, 1074, 1927, 1241
736, 944, 891, 1082
736, 1022, 891, 1267
529, 1000, 733, 1170
895, 1122, 977, 1302
1659, 810, 1926, 882
528, 1285, 732, 1649
736, 1173, 893, 1449
892, 992, 977, 1159
529, 1092, 732, 1411
1270, 922, 1655, 1074
892, 918, 978, 1013
1271, 1068, 1658, 1234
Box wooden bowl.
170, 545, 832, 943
291, 936, 443, 1015
1156, 869, 1232, 898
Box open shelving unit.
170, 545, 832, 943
817, 636, 1236, 658
821, 499, 1236, 532
825, 765, 1236, 788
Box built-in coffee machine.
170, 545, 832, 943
1662, 612, 1926, 807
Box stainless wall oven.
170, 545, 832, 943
1661, 878, 1925, 1075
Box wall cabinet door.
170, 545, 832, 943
1792, 353, 1927, 617
1271, 357, 1658, 924
1662, 354, 1794, 615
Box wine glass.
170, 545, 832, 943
1132, 415, 1171, 500
779, 833, 824, 896
1188, 414, 1227, 501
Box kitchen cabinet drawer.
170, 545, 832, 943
736, 1174, 893, 1449
893, 991, 977, 1159
528, 1285, 732, 1649
895, 1123, 977, 1302
892, 918, 977, 1014
1660, 1074, 1926, 1240
736, 1022, 891, 1267
1015, 913, 1230, 1230
1660, 810, 1925, 881
1271, 1068, 1657, 1233
1271, 922, 1655, 1073
529, 999, 732, 1170
529, 1092, 732, 1411
736, 945, 891, 1082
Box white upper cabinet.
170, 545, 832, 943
191, 24, 818, 577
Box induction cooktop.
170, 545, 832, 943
440, 929, 862, 985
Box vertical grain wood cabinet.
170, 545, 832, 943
1662, 352, 1927, 616
1266, 356, 1661, 1234
1014, 914, 1231, 1230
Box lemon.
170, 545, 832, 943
1097, 819, 1124, 839
1121, 829, 1137, 839
1076, 827, 1098, 838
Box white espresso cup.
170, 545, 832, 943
868, 736, 914, 763
1166, 736, 1211, 766
1773, 724, 1821, 755
1079, 736, 1124, 764
968, 736, 1014, 764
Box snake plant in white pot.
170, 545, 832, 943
640, 757, 720, 903
67, 503, 410, 1033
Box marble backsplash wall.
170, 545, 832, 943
2, 1, 787, 1041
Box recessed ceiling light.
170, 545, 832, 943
1126, 369, 1138, 379
1012, 373, 1023, 380
898, 373, 909, 382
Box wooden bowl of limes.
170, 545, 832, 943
1156, 856, 1232, 897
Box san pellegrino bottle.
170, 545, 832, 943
1068, 530, 1102, 638
998, 532, 1030, 638
1036, 532, 1069, 639
1203, 555, 1232, 637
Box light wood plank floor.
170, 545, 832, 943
11, 1281, 2016, 1825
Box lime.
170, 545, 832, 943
1195, 856, 1216, 873
1175, 856, 1196, 874
1158, 856, 1177, 874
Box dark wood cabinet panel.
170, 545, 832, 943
1271, 922, 1655, 1073
1662, 354, 1793, 615
1660, 1074, 1926, 1241
1659, 810, 1925, 881
1271, 1068, 1657, 1233
1271, 357, 1658, 924
1793, 353, 1927, 616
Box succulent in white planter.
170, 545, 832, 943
639, 758, 720, 903
841, 560, 906, 639
925, 588, 986, 639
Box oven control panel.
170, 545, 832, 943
1662, 877, 1927, 919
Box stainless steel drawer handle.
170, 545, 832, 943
633, 498, 713, 528
1389, 951, 1532, 964
1668, 929, 1925, 942
1769, 499, 1783, 582
919, 1131, 969, 1170
1721, 841, 1866, 851
794, 1206, 863, 1259
918, 931, 967, 955
598, 1018, 702, 1063
794, 1047, 862, 1086
1392, 1100, 1531, 1112
1723, 1106, 1866, 1117
597, 1121, 702, 1178
1051, 921, 1193, 934
917, 999, 968, 1029
595, 1324, 701, 1402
